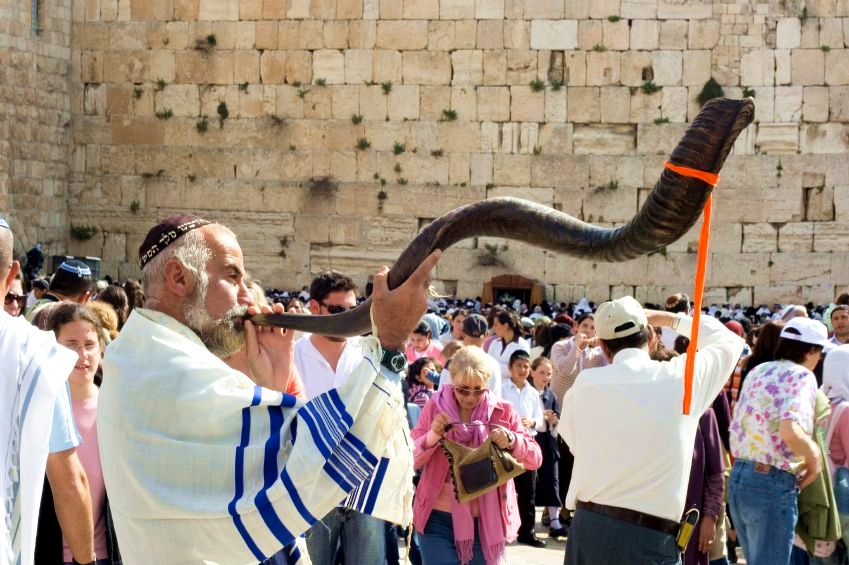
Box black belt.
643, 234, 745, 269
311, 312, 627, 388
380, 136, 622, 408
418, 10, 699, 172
577, 500, 679, 536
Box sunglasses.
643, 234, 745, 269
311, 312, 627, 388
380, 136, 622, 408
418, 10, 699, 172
320, 302, 354, 315
4, 293, 26, 307
453, 386, 488, 397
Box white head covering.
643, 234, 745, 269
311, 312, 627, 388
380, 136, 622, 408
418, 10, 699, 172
823, 345, 849, 403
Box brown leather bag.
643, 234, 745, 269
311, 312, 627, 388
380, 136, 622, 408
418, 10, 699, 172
440, 436, 525, 503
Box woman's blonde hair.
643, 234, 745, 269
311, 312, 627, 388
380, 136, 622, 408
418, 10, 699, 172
448, 346, 491, 387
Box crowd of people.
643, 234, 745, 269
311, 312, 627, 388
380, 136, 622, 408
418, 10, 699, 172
4, 210, 849, 565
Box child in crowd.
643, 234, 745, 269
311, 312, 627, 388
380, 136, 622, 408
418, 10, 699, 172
501, 350, 546, 547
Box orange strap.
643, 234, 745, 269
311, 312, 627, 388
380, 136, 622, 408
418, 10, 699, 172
663, 161, 716, 415
664, 162, 720, 187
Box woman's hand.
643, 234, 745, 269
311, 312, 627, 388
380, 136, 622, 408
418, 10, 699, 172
431, 412, 451, 438
490, 428, 513, 450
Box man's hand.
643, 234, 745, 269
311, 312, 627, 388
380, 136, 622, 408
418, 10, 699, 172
697, 515, 717, 553
243, 302, 297, 391
371, 250, 442, 350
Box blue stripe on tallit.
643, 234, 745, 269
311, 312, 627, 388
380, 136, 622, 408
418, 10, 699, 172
288, 542, 302, 564
255, 404, 299, 546
229, 386, 266, 561
363, 457, 389, 514
323, 432, 377, 492
298, 391, 351, 459
280, 469, 316, 524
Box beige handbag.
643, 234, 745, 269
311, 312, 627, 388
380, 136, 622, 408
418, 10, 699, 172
440, 435, 525, 503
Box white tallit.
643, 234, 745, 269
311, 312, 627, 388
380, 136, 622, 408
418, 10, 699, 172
0, 312, 77, 565
99, 309, 414, 565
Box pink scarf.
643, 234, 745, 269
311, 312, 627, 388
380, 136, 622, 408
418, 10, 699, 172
433, 385, 507, 565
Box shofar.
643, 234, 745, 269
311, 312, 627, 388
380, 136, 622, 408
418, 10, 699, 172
251, 97, 755, 338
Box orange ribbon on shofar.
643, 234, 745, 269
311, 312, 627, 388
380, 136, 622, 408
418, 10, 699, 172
663, 162, 720, 415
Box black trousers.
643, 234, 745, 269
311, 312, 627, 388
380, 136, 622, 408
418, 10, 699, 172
514, 469, 538, 537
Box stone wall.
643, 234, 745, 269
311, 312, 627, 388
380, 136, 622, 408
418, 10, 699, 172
0, 0, 73, 255
13, 0, 849, 305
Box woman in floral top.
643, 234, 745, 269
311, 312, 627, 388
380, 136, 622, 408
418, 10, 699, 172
728, 317, 830, 565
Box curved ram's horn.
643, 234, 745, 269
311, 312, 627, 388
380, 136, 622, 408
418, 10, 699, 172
251, 97, 755, 338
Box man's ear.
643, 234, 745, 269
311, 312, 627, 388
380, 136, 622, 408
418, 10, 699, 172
308, 298, 321, 316
163, 259, 194, 298
77, 290, 92, 304
1, 260, 20, 295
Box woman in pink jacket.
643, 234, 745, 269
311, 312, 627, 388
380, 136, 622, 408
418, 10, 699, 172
411, 346, 542, 565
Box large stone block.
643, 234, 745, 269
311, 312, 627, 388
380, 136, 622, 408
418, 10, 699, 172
708, 252, 770, 286
601, 19, 630, 51
791, 49, 825, 85
573, 125, 636, 154
492, 154, 531, 185
477, 86, 510, 122
510, 86, 545, 122
599, 87, 631, 123
451, 50, 483, 85
630, 19, 660, 50
402, 51, 451, 85
376, 20, 428, 50
800, 123, 849, 153
802, 85, 830, 122
620, 51, 653, 87
345, 49, 373, 84
688, 18, 720, 49
586, 51, 621, 86
440, 0, 475, 19
323, 21, 349, 49
312, 50, 345, 84
530, 20, 578, 50
636, 123, 687, 154
779, 222, 814, 252
755, 123, 799, 154
651, 50, 682, 85
567, 87, 600, 122
373, 49, 402, 83
659, 20, 688, 49
740, 49, 774, 87
742, 223, 777, 253
578, 20, 603, 52
537, 123, 574, 155
776, 17, 801, 49
769, 252, 833, 285
826, 50, 849, 85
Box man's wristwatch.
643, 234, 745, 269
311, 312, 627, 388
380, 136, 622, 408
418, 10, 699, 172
380, 348, 407, 373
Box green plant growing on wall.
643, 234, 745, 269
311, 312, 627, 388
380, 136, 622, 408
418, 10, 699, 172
195, 34, 216, 53
133, 86, 143, 100
394, 163, 402, 173
238, 82, 249, 91
592, 44, 607, 52
441, 108, 458, 121
216, 102, 229, 128
397, 177, 408, 185
478, 243, 508, 267
649, 246, 669, 258
196, 115, 209, 133
356, 138, 371, 150
549, 79, 564, 91
154, 78, 166, 92
697, 77, 724, 106
351, 113, 363, 124
314, 77, 327, 86
641, 80, 661, 94
393, 142, 405, 155
654, 116, 670, 124
381, 81, 393, 94
155, 109, 173, 120
532, 145, 542, 155
608, 15, 621, 22
821, 45, 831, 52
129, 200, 141, 214
529, 78, 546, 92
140, 169, 165, 179
297, 86, 310, 99
278, 236, 289, 258
595, 179, 619, 193
377, 190, 388, 201
269, 114, 286, 127
187, 173, 196, 182
430, 148, 443, 157
742, 86, 756, 98
70, 224, 98, 241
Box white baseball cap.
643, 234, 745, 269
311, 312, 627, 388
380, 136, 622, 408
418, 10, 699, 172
780, 317, 830, 349
595, 296, 648, 340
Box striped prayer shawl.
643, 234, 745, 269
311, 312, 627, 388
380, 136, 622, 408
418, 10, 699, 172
0, 313, 77, 565
100, 309, 413, 565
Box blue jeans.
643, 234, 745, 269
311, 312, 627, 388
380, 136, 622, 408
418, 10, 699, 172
417, 510, 485, 565
564, 506, 680, 565
306, 508, 386, 565
728, 459, 798, 565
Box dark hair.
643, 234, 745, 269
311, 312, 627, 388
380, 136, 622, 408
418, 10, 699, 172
407, 356, 435, 388
673, 335, 690, 355
451, 308, 470, 321
493, 310, 524, 341
508, 349, 530, 367
665, 293, 691, 314
122, 279, 145, 312
774, 336, 822, 365
575, 312, 594, 326
412, 320, 431, 337
740, 321, 784, 383
96, 284, 129, 329
601, 327, 651, 358
831, 304, 849, 319
48, 268, 94, 298
309, 271, 357, 305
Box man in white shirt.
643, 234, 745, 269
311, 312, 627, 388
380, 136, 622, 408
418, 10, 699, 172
295, 271, 386, 565
829, 304, 849, 346
558, 296, 744, 565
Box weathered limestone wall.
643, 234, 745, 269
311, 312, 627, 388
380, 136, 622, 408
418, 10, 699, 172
30, 0, 849, 304
0, 0, 73, 255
